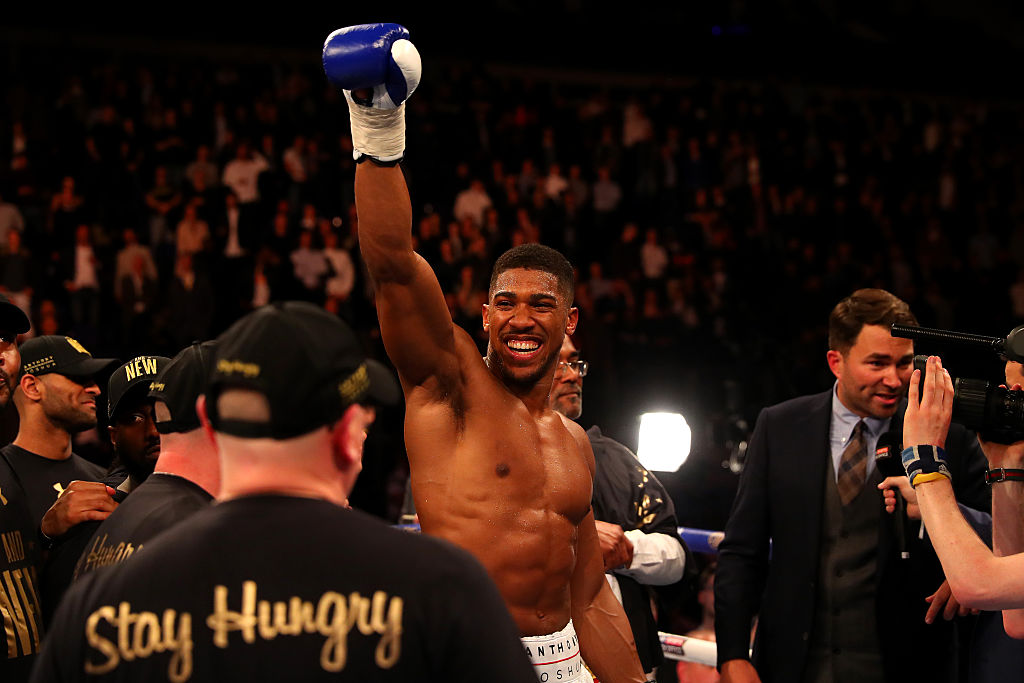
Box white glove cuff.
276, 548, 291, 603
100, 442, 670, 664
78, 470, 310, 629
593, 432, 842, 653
346, 97, 406, 163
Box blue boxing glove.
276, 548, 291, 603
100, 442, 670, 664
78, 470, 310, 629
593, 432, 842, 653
323, 23, 422, 164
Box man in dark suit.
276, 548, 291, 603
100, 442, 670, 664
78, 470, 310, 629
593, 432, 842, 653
714, 288, 990, 683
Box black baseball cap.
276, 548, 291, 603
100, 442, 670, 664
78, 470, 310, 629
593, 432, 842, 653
148, 341, 218, 435
107, 355, 171, 420
0, 294, 29, 338
206, 301, 400, 439
19, 336, 119, 381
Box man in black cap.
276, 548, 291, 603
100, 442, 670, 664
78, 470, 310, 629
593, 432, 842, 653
104, 354, 170, 494
0, 294, 38, 680
75, 342, 219, 579
34, 301, 536, 681
35, 354, 170, 624
1, 335, 119, 529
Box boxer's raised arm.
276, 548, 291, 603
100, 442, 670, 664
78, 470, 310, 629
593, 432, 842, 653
355, 164, 459, 390
326, 24, 459, 391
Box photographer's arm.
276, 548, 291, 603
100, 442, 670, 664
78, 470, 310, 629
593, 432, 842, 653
979, 436, 1024, 637
906, 357, 1024, 610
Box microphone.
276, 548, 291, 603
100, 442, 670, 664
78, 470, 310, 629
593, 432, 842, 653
875, 431, 910, 559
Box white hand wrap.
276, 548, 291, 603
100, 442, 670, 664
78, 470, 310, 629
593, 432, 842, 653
345, 98, 406, 164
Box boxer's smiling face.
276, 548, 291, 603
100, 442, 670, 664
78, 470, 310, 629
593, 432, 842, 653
483, 268, 577, 390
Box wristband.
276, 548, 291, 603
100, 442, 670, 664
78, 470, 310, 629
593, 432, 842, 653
901, 445, 952, 488
984, 468, 1024, 484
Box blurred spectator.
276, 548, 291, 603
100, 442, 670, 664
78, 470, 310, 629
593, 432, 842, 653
175, 202, 210, 259
0, 229, 33, 335
641, 228, 670, 281
221, 141, 268, 205
0, 190, 25, 247
453, 178, 492, 228
119, 253, 158, 350
323, 230, 355, 310
168, 254, 213, 348
184, 144, 219, 191
65, 225, 101, 347
290, 229, 328, 301
144, 165, 181, 273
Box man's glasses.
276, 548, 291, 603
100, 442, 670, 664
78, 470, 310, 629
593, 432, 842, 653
555, 360, 588, 377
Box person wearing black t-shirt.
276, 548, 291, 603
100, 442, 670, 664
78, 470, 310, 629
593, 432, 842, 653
34, 302, 536, 681
0, 293, 39, 681
1, 336, 119, 530
36, 354, 169, 624
75, 342, 219, 580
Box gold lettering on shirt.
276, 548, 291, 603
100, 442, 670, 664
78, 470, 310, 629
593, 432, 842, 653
84, 603, 193, 682
2, 531, 25, 563
53, 482, 65, 496
0, 486, 7, 506
207, 581, 404, 672
78, 534, 143, 577
0, 567, 42, 658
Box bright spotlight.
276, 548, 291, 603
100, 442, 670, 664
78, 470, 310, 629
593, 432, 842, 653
637, 412, 691, 472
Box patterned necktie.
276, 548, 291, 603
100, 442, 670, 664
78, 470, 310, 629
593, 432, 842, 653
837, 420, 867, 505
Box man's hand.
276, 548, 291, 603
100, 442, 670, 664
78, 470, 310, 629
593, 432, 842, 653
903, 356, 954, 450
721, 658, 762, 683
594, 520, 634, 571
878, 476, 920, 519
925, 579, 977, 623
40, 480, 118, 539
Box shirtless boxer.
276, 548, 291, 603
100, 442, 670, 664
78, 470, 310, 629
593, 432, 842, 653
324, 23, 644, 682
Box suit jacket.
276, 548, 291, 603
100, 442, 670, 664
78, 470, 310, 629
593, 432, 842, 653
714, 389, 990, 682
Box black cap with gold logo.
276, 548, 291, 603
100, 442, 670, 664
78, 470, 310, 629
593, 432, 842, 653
206, 301, 399, 439
107, 355, 171, 420
19, 335, 119, 381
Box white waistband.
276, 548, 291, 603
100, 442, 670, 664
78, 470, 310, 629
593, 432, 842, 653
521, 620, 592, 682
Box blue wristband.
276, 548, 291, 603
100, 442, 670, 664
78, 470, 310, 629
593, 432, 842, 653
901, 445, 952, 488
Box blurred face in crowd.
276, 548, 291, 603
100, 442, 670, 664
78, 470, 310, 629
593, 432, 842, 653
0, 333, 20, 409
549, 335, 583, 420
827, 324, 913, 419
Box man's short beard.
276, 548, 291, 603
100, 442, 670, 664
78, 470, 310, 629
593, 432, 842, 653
49, 411, 97, 435
487, 346, 558, 393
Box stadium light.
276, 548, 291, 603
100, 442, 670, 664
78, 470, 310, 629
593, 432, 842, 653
637, 412, 691, 472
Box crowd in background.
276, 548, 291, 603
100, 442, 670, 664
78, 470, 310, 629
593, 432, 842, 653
3, 39, 1024, 525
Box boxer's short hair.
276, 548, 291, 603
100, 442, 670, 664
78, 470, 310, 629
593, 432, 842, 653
488, 244, 574, 303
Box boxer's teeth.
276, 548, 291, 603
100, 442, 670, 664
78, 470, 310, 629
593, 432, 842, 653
508, 340, 539, 351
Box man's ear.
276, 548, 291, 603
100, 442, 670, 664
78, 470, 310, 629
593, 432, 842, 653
826, 349, 844, 380
108, 424, 117, 448
19, 373, 41, 401
332, 405, 359, 468
195, 395, 217, 449
566, 306, 579, 336
481, 303, 490, 330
